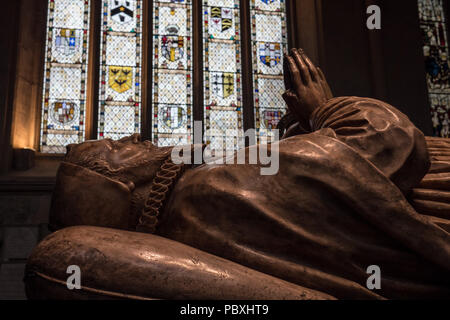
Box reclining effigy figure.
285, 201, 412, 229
25, 49, 450, 300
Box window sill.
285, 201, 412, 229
0, 156, 61, 192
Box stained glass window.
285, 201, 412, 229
97, 0, 143, 140
151, 0, 193, 146
251, 0, 288, 142
203, 0, 243, 152
40, 0, 91, 153
418, 0, 450, 137
40, 0, 290, 153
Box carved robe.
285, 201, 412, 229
157, 97, 450, 299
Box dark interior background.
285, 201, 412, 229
290, 0, 441, 137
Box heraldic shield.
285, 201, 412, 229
211, 7, 233, 33
259, 42, 281, 68
52, 102, 77, 125
109, 66, 133, 93
211, 72, 234, 100
55, 29, 79, 56
162, 35, 184, 63
161, 106, 186, 130
261, 0, 278, 4
110, 0, 135, 24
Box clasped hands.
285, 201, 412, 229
282, 49, 333, 132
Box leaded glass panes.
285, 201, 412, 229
98, 0, 143, 140
250, 0, 287, 141
152, 0, 193, 147
203, 0, 243, 152
418, 0, 450, 137
40, 0, 91, 153
40, 0, 292, 153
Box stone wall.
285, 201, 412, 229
0, 193, 52, 299
11, 0, 47, 151
0, 158, 57, 299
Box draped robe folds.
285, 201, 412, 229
157, 97, 450, 300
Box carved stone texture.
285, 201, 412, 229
26, 49, 450, 300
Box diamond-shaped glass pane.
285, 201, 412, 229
103, 105, 137, 136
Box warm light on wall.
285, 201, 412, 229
11, 87, 39, 150
11, 0, 45, 152
12, 136, 34, 150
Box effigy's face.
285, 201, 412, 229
102, 134, 158, 169
65, 134, 172, 185
66, 134, 155, 168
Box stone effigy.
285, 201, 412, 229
25, 49, 450, 300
